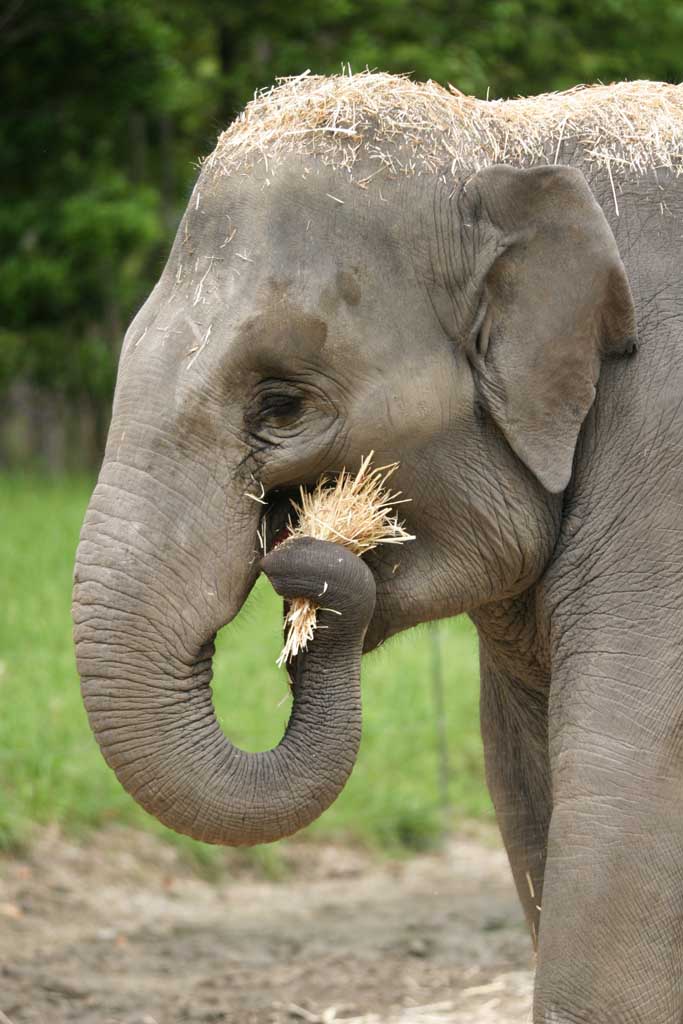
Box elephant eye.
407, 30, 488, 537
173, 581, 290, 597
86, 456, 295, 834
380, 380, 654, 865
247, 381, 307, 437
260, 392, 303, 426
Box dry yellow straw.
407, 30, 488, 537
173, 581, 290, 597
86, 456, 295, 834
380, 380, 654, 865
207, 72, 683, 184
276, 452, 414, 667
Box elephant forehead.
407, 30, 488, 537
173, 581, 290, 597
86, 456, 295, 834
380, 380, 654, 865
232, 305, 329, 360
169, 162, 418, 322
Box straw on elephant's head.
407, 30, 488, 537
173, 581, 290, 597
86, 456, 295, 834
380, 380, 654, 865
276, 453, 414, 667
205, 71, 683, 181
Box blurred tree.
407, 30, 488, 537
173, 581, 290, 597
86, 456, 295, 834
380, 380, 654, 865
1, 0, 682, 467
1, 2, 200, 423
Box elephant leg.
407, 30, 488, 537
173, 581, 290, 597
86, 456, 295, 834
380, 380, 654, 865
480, 648, 551, 946
533, 649, 683, 1023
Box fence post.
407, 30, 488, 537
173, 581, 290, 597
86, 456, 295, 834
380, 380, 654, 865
430, 621, 452, 827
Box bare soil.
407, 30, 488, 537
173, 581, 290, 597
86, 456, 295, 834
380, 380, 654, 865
0, 826, 533, 1024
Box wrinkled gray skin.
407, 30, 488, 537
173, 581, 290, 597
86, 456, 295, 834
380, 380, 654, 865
73, 136, 683, 1022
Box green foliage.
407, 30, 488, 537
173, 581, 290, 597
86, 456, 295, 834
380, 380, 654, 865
0, 1, 205, 404
2, 0, 682, 433
0, 474, 489, 854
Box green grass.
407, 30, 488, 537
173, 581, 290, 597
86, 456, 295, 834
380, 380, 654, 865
0, 473, 491, 858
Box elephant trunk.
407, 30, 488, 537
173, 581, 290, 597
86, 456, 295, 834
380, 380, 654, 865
73, 448, 375, 845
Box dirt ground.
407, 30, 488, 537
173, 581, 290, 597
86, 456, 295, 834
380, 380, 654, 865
0, 825, 534, 1024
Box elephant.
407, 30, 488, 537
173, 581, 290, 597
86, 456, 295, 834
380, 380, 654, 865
73, 73, 683, 1021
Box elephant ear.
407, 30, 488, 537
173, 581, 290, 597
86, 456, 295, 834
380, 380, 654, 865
463, 164, 637, 493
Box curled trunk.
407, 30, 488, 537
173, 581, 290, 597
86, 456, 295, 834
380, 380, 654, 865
73, 454, 375, 846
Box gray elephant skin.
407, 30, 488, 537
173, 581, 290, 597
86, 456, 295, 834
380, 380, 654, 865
73, 75, 683, 1021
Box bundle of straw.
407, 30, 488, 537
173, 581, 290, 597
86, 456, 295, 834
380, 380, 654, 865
276, 453, 414, 667
207, 72, 683, 186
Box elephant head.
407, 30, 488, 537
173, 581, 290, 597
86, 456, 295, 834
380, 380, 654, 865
73, 78, 636, 846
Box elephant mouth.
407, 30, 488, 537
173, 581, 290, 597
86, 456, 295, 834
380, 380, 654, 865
259, 486, 301, 553
257, 478, 393, 654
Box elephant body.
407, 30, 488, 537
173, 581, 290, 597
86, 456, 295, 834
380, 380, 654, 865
74, 75, 683, 1021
